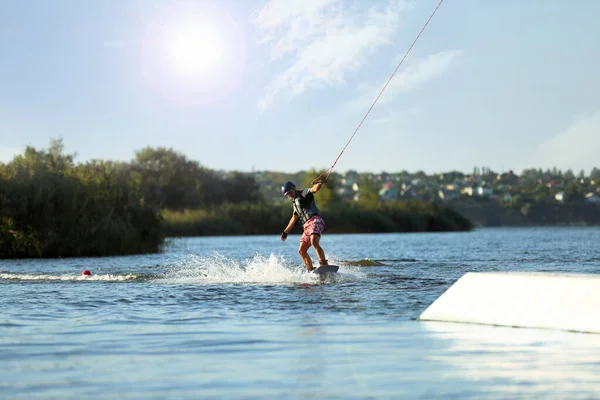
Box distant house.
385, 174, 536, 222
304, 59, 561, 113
503, 193, 513, 203
336, 187, 349, 196
469, 175, 484, 184
379, 182, 399, 200
462, 186, 475, 196
555, 191, 565, 203
438, 189, 458, 201
400, 188, 417, 199
585, 192, 600, 204
477, 187, 493, 197
546, 180, 564, 189
462, 186, 493, 197
338, 179, 360, 199
341, 177, 357, 187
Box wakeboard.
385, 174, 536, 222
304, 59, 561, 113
312, 265, 339, 275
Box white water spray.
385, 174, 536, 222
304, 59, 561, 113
0, 272, 140, 282
160, 252, 366, 285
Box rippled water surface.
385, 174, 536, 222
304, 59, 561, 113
2, 227, 600, 399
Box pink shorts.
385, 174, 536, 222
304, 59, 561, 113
300, 215, 325, 244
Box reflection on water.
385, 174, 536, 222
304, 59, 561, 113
422, 321, 600, 398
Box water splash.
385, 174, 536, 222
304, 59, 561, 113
159, 252, 366, 285
0, 254, 369, 285
0, 272, 140, 282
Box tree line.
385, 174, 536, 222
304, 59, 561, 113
0, 139, 263, 258
0, 139, 473, 259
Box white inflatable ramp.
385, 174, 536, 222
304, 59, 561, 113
419, 272, 600, 334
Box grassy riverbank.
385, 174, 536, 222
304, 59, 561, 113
161, 201, 474, 237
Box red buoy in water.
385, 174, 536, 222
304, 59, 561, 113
82, 270, 92, 276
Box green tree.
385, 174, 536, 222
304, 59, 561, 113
355, 175, 381, 208
563, 169, 575, 181
220, 171, 264, 204
563, 182, 585, 202
0, 140, 163, 258
8, 137, 75, 175
132, 146, 209, 210
300, 168, 341, 210
533, 185, 551, 202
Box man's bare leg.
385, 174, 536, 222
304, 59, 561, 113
310, 234, 327, 265
298, 241, 314, 271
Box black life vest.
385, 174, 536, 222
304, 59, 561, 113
292, 188, 321, 224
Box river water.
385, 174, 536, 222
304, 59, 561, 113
2, 227, 600, 399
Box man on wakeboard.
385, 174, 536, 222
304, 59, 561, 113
280, 179, 328, 272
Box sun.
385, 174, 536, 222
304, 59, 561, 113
163, 22, 224, 79
139, 2, 246, 106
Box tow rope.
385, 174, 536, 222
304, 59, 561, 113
312, 0, 445, 185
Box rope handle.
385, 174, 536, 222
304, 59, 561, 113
311, 169, 332, 185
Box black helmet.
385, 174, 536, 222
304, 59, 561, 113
281, 181, 295, 196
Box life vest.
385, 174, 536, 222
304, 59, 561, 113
292, 188, 321, 224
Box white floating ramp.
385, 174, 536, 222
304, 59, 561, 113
419, 272, 600, 334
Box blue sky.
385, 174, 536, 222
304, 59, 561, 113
1, 0, 599, 175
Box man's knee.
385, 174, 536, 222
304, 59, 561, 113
298, 247, 308, 256
310, 234, 321, 246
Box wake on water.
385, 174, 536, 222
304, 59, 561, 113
0, 272, 141, 282
1, 253, 367, 285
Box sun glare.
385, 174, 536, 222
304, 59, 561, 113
164, 23, 224, 79
140, 2, 246, 106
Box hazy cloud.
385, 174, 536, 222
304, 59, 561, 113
252, 0, 411, 112
351, 49, 463, 109
531, 110, 600, 173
